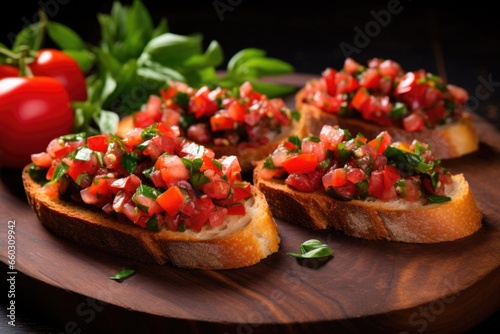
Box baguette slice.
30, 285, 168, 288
253, 161, 482, 243
23, 165, 280, 270
296, 88, 479, 160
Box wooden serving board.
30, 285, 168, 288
1, 75, 499, 333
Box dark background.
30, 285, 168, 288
1, 1, 499, 332
1, 0, 499, 130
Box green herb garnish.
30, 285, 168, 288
287, 239, 334, 259
110, 269, 135, 281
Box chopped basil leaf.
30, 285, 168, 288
287, 239, 334, 259
137, 184, 161, 199
173, 91, 189, 109
290, 109, 301, 122
287, 135, 301, 149
59, 132, 86, 142
28, 164, 49, 185
146, 214, 161, 232
427, 195, 451, 203
50, 161, 69, 183
390, 102, 407, 119
430, 171, 440, 189
384, 146, 433, 177
263, 157, 276, 170
304, 136, 320, 143
136, 139, 150, 152
121, 152, 139, 174
110, 269, 135, 281
179, 113, 195, 132
190, 172, 210, 187
141, 126, 161, 140
182, 157, 203, 173
337, 148, 353, 166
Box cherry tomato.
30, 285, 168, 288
0, 77, 74, 169
28, 49, 88, 101
0, 65, 19, 79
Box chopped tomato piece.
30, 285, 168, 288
87, 134, 108, 153
403, 113, 425, 132
157, 185, 186, 216
281, 153, 318, 174
210, 114, 235, 131
368, 131, 392, 153
350, 87, 370, 111
227, 100, 247, 122
226, 202, 246, 216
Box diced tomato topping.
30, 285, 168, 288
350, 87, 370, 111
155, 155, 190, 184
322, 168, 347, 187
210, 114, 235, 131
285, 170, 323, 193
281, 153, 318, 174
87, 134, 108, 153
319, 125, 346, 150
31, 152, 53, 167
368, 131, 392, 153
227, 100, 247, 122
157, 185, 186, 216
403, 113, 425, 132
189, 86, 219, 118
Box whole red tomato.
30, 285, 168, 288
0, 64, 19, 79
28, 49, 88, 102
0, 77, 74, 169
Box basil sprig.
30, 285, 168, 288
287, 239, 334, 259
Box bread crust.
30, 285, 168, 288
253, 161, 482, 243
23, 165, 280, 269
296, 88, 479, 159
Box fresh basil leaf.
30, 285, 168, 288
46, 21, 86, 51
236, 57, 294, 77
287, 239, 334, 259
152, 18, 169, 38
127, 0, 154, 43
138, 60, 186, 83
13, 22, 44, 52
248, 80, 297, 98
227, 48, 267, 74
110, 269, 135, 281
141, 33, 203, 67
93, 109, 119, 135
63, 49, 94, 74
183, 40, 224, 69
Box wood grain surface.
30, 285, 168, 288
0, 75, 499, 333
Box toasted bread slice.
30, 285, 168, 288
23, 165, 280, 269
296, 88, 479, 159
253, 160, 482, 243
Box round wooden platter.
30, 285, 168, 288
1, 76, 499, 333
